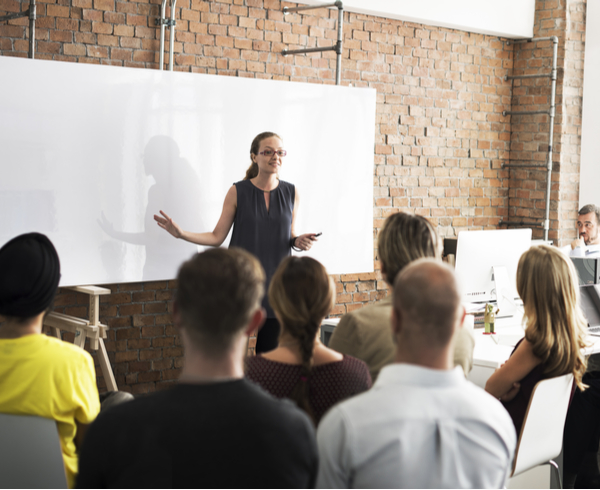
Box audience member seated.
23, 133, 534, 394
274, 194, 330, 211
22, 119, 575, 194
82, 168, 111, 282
560, 204, 600, 257
564, 372, 600, 489
246, 256, 371, 425
0, 233, 100, 489
329, 212, 474, 381
77, 248, 318, 488
317, 259, 516, 488
485, 245, 587, 438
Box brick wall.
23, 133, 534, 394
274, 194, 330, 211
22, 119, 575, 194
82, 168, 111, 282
505, 0, 586, 243
0, 0, 586, 393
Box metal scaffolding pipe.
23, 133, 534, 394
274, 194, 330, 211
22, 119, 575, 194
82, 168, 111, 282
500, 220, 543, 228
335, 3, 343, 85
158, 0, 167, 70
503, 110, 549, 116
504, 36, 559, 240
505, 73, 551, 80
281, 1, 344, 86
157, 0, 177, 71
543, 36, 559, 241
0, 11, 27, 21
28, 0, 35, 59
503, 164, 548, 169
283, 45, 336, 56
168, 0, 177, 71
283, 2, 340, 13
0, 0, 36, 59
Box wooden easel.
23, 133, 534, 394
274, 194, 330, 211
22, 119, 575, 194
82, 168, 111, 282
43, 286, 117, 391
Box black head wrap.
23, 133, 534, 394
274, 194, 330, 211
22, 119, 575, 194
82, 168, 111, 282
0, 233, 61, 318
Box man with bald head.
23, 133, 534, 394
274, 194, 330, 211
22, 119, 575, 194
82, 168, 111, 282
317, 259, 516, 489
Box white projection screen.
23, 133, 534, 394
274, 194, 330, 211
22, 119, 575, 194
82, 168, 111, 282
0, 56, 375, 286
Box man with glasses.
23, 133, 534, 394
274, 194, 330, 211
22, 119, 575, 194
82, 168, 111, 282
561, 204, 600, 257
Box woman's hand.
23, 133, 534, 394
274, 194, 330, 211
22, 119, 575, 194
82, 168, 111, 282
499, 382, 521, 402
294, 233, 319, 251
154, 210, 183, 239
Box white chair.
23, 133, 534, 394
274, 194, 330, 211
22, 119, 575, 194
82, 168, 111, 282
0, 413, 67, 488
510, 373, 574, 488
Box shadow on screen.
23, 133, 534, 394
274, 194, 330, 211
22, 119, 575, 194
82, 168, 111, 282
98, 135, 202, 281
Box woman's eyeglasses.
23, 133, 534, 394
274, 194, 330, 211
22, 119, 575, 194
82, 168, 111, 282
259, 149, 287, 157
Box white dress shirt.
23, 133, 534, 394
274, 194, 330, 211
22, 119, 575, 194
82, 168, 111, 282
317, 364, 516, 489
560, 244, 600, 257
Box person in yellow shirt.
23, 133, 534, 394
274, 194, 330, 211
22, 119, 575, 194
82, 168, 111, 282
0, 233, 100, 489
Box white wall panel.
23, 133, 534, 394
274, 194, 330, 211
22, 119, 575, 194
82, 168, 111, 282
292, 0, 535, 39
579, 0, 600, 209
0, 56, 375, 286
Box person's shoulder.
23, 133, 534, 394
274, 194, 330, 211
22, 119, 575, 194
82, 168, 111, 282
244, 355, 271, 378
40, 334, 95, 365
318, 379, 373, 427
456, 378, 515, 427
339, 354, 371, 374
240, 379, 315, 430
90, 388, 170, 430
277, 180, 295, 194
332, 299, 391, 341
343, 298, 391, 325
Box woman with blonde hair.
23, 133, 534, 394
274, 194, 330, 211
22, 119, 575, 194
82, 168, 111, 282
485, 244, 587, 435
246, 256, 372, 425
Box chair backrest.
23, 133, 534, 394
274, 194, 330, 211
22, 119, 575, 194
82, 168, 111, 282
0, 413, 68, 489
511, 373, 574, 478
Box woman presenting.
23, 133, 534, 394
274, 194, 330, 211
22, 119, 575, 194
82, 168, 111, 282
154, 131, 318, 353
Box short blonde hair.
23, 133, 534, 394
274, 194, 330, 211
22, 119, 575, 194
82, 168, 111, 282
377, 212, 440, 286
517, 245, 588, 390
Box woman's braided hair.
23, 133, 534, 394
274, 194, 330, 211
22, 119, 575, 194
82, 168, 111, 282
268, 256, 334, 423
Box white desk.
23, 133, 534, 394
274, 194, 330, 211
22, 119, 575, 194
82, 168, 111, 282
468, 306, 600, 388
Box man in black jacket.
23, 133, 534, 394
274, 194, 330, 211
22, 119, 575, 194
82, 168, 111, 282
77, 248, 317, 489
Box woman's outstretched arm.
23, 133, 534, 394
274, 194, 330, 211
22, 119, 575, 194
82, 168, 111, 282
154, 185, 237, 247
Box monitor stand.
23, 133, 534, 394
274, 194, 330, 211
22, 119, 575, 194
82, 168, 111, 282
492, 266, 518, 319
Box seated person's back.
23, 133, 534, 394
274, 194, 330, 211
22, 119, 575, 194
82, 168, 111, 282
486, 245, 587, 435
77, 248, 317, 488
318, 260, 516, 489
78, 377, 316, 488
246, 256, 371, 425
0, 233, 100, 489
329, 212, 474, 381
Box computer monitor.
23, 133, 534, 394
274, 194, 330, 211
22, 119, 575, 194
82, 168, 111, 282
579, 284, 600, 328
455, 229, 532, 312
571, 257, 600, 285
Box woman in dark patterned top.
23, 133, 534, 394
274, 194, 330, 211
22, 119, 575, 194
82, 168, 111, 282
246, 256, 372, 425
154, 132, 319, 353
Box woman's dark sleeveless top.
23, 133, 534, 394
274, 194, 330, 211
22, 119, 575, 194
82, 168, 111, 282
502, 338, 547, 437
229, 179, 295, 318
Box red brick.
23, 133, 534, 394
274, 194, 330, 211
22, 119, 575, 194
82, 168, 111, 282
94, 0, 114, 11
86, 45, 108, 57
